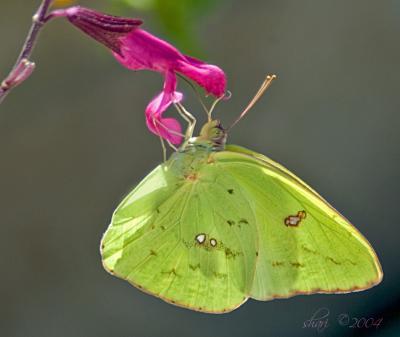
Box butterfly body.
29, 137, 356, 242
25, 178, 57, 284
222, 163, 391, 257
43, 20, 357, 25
101, 120, 382, 313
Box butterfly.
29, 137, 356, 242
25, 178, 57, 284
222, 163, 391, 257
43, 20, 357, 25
100, 75, 382, 313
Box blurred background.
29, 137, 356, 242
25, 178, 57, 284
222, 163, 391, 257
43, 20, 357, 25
0, 0, 399, 336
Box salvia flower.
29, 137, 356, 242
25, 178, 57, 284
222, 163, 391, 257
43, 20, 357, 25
50, 6, 227, 144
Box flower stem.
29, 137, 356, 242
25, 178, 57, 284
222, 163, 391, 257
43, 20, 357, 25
0, 0, 53, 104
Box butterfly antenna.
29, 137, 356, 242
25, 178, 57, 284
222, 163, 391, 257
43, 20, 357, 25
228, 74, 277, 130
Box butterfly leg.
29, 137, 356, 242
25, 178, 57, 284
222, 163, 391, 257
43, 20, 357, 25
152, 118, 184, 160
158, 134, 167, 162
174, 102, 196, 141
152, 117, 168, 161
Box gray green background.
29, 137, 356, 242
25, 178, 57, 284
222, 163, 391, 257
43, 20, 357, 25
0, 0, 399, 336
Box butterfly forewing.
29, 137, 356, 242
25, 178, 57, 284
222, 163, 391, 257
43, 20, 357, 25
214, 146, 382, 300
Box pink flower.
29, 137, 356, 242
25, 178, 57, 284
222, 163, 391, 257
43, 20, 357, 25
50, 6, 227, 144
1, 59, 35, 91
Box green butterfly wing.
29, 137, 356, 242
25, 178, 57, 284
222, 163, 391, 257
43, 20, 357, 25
218, 145, 383, 300
101, 145, 382, 313
101, 161, 259, 312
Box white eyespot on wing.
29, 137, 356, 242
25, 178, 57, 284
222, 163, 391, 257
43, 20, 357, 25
210, 238, 217, 247
195, 233, 206, 244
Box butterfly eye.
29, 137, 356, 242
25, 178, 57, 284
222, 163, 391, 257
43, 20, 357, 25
213, 129, 221, 137
213, 127, 226, 140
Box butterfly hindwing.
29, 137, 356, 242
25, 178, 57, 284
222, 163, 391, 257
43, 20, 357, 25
101, 159, 258, 313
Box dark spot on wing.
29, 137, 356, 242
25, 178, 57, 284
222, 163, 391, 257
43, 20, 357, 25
284, 210, 307, 227
272, 261, 285, 267
225, 247, 234, 258
302, 245, 356, 266
224, 247, 242, 259
302, 244, 317, 254
290, 261, 304, 268
227, 220, 235, 226
227, 189, 234, 194
162, 268, 179, 276
160, 225, 166, 231
182, 240, 192, 249
184, 173, 198, 181
326, 256, 341, 265
213, 271, 227, 279
239, 218, 249, 224
189, 263, 200, 271
149, 249, 157, 256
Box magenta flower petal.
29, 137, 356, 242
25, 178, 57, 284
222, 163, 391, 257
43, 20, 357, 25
55, 6, 227, 145
113, 29, 227, 97
146, 115, 183, 145
145, 71, 183, 145
177, 56, 226, 97
113, 29, 185, 71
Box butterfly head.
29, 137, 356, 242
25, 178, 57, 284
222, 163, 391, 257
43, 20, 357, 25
193, 119, 227, 150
